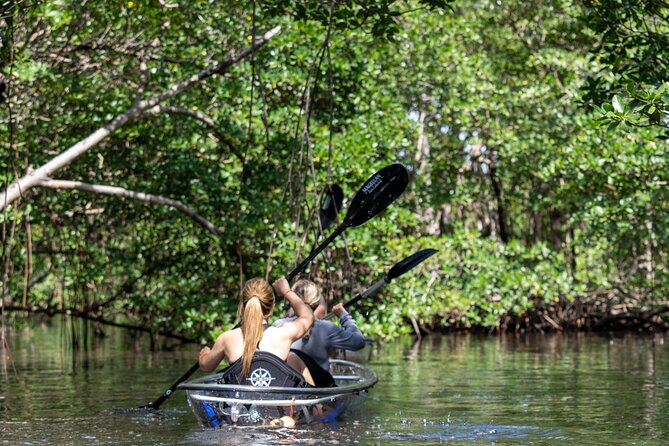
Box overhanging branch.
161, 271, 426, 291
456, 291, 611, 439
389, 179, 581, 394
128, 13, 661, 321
0, 26, 281, 210
144, 105, 244, 162
0, 305, 197, 343
38, 178, 223, 236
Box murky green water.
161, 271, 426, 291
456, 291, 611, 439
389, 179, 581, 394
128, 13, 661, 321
1, 318, 668, 445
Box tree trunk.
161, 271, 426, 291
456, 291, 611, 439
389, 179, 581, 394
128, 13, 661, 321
488, 158, 509, 243
645, 202, 655, 297
549, 208, 563, 250
530, 210, 542, 244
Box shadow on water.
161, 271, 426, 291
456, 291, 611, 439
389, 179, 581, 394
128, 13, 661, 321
1, 318, 669, 445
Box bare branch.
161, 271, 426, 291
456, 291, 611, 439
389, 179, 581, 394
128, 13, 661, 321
0, 305, 196, 343
38, 178, 223, 237
144, 105, 244, 162
0, 26, 281, 210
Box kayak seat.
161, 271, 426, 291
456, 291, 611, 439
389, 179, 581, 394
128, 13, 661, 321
218, 351, 309, 388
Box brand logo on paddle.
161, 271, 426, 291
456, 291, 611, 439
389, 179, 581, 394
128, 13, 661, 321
362, 174, 383, 195
248, 368, 275, 387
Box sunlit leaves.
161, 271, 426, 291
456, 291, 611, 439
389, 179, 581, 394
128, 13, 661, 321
593, 83, 669, 131
581, 0, 669, 133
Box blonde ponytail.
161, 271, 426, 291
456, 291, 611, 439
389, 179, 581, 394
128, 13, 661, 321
241, 297, 263, 378
238, 278, 274, 379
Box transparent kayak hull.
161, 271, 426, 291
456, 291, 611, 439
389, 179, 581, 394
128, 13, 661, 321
177, 359, 377, 427
330, 337, 374, 364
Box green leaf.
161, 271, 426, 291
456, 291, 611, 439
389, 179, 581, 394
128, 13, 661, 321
612, 95, 624, 113
607, 120, 621, 131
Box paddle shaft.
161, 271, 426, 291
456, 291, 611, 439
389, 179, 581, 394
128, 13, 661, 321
321, 248, 437, 321
144, 362, 200, 409
323, 276, 389, 321
287, 223, 348, 282
345, 276, 389, 308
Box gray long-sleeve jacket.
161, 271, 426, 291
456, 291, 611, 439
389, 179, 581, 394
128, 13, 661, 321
273, 312, 366, 371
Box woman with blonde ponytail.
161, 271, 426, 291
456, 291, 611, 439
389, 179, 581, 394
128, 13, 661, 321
198, 277, 314, 384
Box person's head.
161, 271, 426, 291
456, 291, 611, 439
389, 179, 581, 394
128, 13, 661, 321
285, 279, 326, 320
238, 278, 274, 378
292, 279, 320, 310
291, 279, 322, 338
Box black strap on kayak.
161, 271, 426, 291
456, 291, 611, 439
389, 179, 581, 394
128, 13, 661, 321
291, 349, 337, 388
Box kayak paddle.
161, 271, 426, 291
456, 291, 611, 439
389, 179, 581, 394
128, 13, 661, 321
323, 248, 438, 320
139, 363, 201, 411
318, 183, 343, 234
287, 163, 409, 282
308, 183, 344, 254
139, 164, 408, 410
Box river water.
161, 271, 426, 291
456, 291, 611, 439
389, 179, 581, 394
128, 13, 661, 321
1, 318, 667, 445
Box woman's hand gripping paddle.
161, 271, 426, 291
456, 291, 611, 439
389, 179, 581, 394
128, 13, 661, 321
323, 248, 438, 320
139, 164, 409, 410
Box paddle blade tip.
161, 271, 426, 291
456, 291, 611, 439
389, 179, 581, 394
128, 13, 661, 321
387, 247, 438, 280
319, 183, 344, 229
346, 163, 409, 228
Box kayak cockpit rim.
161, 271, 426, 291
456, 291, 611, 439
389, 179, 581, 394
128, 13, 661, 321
188, 393, 355, 407
177, 359, 378, 395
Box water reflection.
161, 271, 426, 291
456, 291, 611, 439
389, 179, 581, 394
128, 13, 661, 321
1, 318, 668, 445
383, 420, 565, 442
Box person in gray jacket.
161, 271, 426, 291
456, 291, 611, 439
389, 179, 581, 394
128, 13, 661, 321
273, 279, 366, 386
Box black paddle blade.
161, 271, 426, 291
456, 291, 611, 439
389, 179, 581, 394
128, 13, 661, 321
387, 248, 438, 281
318, 184, 344, 231
345, 164, 409, 228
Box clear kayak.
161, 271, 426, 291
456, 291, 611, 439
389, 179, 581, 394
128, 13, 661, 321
330, 337, 374, 364
177, 359, 377, 427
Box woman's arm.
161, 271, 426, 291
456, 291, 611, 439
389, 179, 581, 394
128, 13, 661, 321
326, 303, 366, 350
198, 332, 230, 372
273, 277, 314, 342
314, 295, 327, 319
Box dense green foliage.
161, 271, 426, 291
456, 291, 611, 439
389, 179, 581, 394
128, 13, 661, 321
581, 0, 669, 131
1, 0, 667, 342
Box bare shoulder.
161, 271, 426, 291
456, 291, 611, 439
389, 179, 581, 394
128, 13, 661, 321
215, 327, 241, 346
268, 319, 305, 341
214, 327, 243, 362
264, 325, 296, 344
263, 325, 286, 337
